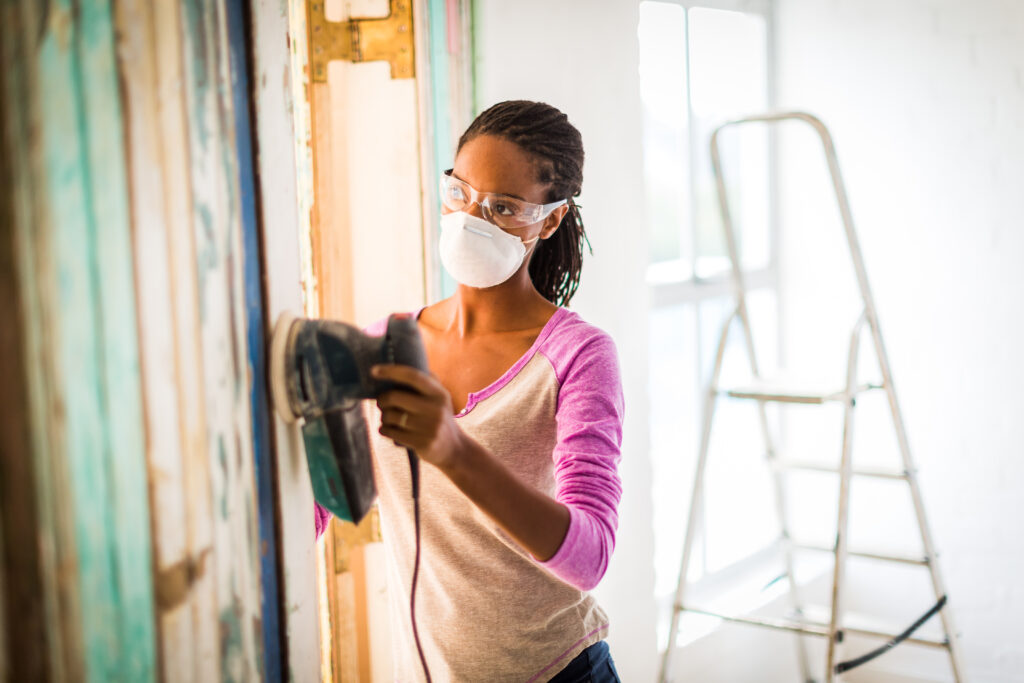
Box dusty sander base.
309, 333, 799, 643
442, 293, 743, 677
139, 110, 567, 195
269, 311, 300, 424
266, 310, 376, 523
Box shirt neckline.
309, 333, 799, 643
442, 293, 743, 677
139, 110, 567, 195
412, 304, 568, 418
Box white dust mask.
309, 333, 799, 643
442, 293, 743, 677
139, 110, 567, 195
438, 212, 539, 288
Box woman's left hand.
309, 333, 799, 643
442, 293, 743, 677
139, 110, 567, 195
371, 364, 466, 471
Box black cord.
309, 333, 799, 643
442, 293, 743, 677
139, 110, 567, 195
835, 594, 948, 674
407, 449, 432, 683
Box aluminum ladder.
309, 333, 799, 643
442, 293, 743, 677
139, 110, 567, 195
657, 112, 966, 683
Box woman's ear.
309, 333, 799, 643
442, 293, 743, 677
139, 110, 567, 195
540, 204, 569, 240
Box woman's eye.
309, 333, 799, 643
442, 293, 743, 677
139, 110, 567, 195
493, 201, 521, 217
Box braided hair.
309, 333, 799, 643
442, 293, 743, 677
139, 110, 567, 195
456, 100, 593, 307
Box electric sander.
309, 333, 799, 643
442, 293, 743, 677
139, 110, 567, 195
268, 311, 428, 524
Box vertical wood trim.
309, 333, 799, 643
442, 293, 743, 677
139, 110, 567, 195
77, 0, 158, 677
0, 22, 48, 674
310, 82, 355, 320
180, 0, 267, 678
2, 3, 80, 676
225, 0, 284, 679
30, 0, 160, 677
154, 0, 221, 677
36, 1, 111, 676
113, 0, 211, 679
413, 0, 442, 304
308, 0, 356, 322
251, 1, 323, 680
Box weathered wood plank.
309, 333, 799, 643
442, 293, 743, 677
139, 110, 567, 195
32, 0, 158, 677
1, 3, 81, 678
113, 0, 207, 678
0, 15, 50, 676
179, 0, 266, 679
153, 0, 222, 678
251, 1, 324, 679
76, 0, 158, 677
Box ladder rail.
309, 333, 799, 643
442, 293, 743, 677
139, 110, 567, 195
825, 311, 867, 681
658, 306, 737, 683
711, 111, 814, 683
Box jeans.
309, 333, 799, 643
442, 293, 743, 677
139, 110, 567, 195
547, 640, 621, 683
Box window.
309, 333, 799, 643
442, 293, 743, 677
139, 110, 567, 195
639, 0, 780, 647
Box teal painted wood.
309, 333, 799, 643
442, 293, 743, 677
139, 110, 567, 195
38, 1, 121, 679
179, 0, 266, 678
429, 0, 458, 299
76, 0, 157, 678
35, 0, 157, 679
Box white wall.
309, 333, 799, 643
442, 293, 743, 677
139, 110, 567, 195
474, 1, 659, 680
774, 1, 1024, 681
476, 1, 1024, 681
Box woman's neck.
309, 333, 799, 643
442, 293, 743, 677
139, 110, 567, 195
437, 278, 556, 337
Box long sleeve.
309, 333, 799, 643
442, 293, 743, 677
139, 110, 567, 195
536, 333, 625, 591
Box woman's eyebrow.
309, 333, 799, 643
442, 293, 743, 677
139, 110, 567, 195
450, 170, 529, 202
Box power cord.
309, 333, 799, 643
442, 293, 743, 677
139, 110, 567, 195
406, 449, 432, 683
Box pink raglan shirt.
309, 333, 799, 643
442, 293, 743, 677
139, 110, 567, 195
314, 306, 625, 680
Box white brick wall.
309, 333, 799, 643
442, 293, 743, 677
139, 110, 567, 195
775, 1, 1024, 681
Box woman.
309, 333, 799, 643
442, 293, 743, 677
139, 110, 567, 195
316, 100, 624, 682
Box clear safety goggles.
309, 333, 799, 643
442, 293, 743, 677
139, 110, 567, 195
439, 169, 567, 230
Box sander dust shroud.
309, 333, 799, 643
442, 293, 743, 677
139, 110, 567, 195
269, 311, 434, 682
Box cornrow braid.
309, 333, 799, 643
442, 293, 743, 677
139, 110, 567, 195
456, 100, 593, 307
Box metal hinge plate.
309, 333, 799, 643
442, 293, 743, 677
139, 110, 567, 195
308, 0, 415, 82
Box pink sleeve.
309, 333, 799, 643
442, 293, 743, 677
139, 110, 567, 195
315, 502, 332, 539
313, 315, 393, 540
537, 332, 625, 591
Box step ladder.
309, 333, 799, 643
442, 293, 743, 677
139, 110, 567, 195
657, 112, 966, 683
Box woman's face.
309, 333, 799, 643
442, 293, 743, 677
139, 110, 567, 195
447, 134, 567, 241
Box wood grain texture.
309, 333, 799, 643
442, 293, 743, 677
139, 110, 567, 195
30, 0, 159, 677
179, 0, 266, 679
76, 0, 158, 676
0, 4, 81, 677
155, 0, 222, 677
250, 1, 323, 679
0, 26, 48, 676
113, 0, 217, 679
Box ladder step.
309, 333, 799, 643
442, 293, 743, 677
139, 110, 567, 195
720, 379, 881, 404
676, 605, 949, 649
792, 542, 930, 566
774, 459, 909, 480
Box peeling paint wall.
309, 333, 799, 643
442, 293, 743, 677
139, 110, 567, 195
1, 0, 317, 680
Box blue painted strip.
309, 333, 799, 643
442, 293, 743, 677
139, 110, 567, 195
224, 0, 282, 679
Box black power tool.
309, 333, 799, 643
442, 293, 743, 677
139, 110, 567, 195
268, 311, 428, 524
270, 311, 434, 681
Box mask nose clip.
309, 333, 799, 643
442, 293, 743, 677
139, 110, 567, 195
463, 224, 492, 238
